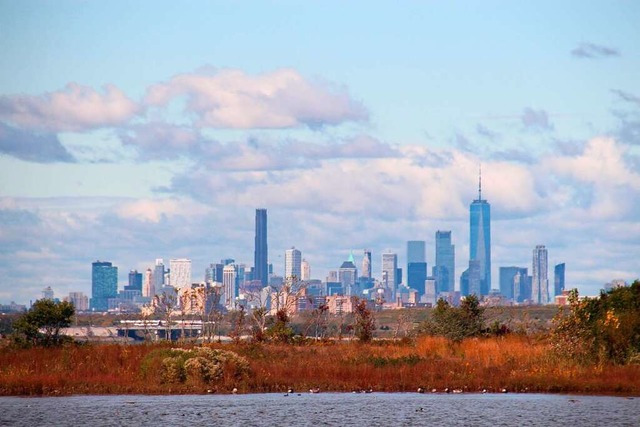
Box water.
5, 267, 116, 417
0, 393, 638, 426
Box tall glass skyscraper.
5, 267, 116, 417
469, 172, 491, 296
554, 263, 565, 298
407, 241, 427, 297
435, 231, 455, 293
254, 209, 269, 286
91, 261, 117, 312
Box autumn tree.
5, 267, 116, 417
353, 298, 376, 342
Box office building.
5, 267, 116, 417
301, 259, 311, 281
67, 292, 89, 311
338, 253, 358, 295
222, 264, 238, 310
169, 258, 192, 289
143, 268, 154, 297
435, 231, 455, 293
91, 261, 117, 311
153, 259, 165, 291
362, 250, 372, 279
469, 170, 491, 295
532, 245, 549, 304
42, 286, 54, 300
499, 266, 528, 301
284, 247, 302, 282
554, 263, 565, 298
254, 208, 269, 286
126, 270, 142, 292
407, 241, 427, 296
382, 252, 398, 292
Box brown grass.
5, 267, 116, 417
1, 335, 639, 396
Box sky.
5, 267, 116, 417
1, 1, 639, 305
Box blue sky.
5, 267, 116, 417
1, 1, 639, 304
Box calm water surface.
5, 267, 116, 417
0, 393, 638, 426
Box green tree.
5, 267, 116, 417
552, 280, 640, 364
353, 298, 376, 342
422, 295, 485, 342
13, 299, 75, 347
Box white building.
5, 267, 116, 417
284, 247, 302, 282
223, 264, 238, 310
67, 292, 89, 311
532, 245, 549, 304
169, 258, 192, 289
143, 268, 155, 297
301, 259, 311, 281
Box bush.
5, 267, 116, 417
552, 281, 640, 364
144, 347, 250, 385
420, 295, 484, 342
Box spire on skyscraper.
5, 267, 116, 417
478, 164, 482, 201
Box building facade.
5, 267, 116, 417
435, 230, 455, 293
143, 268, 154, 297
169, 258, 192, 289
554, 263, 565, 298
532, 245, 549, 304
254, 208, 269, 286
362, 249, 372, 279
284, 247, 302, 282
470, 190, 491, 296
382, 252, 398, 293
91, 261, 118, 312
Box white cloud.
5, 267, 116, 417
144, 68, 368, 129
0, 83, 139, 132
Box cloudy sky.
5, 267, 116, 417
1, 1, 639, 304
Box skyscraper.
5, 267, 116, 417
169, 258, 192, 289
532, 245, 549, 304
382, 252, 398, 292
435, 231, 455, 293
284, 247, 302, 282
554, 263, 565, 298
91, 261, 117, 312
153, 259, 165, 291
362, 250, 372, 279
339, 253, 358, 295
407, 241, 427, 296
126, 270, 142, 292
301, 259, 311, 281
469, 169, 491, 296
222, 263, 238, 309
499, 266, 527, 301
143, 268, 155, 297
254, 208, 269, 287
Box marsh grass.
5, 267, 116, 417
1, 335, 639, 396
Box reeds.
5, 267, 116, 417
1, 335, 639, 396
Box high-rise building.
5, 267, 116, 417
382, 252, 398, 292
338, 253, 358, 295
126, 270, 142, 292
143, 268, 154, 297
67, 292, 88, 311
407, 241, 427, 296
169, 258, 192, 289
467, 259, 481, 296
284, 247, 302, 282
362, 250, 372, 279
499, 266, 527, 301
532, 245, 549, 304
435, 231, 455, 293
222, 264, 238, 309
254, 208, 269, 286
554, 263, 565, 298
469, 170, 491, 296
153, 259, 165, 291
301, 259, 311, 281
42, 286, 54, 300
91, 261, 117, 312
514, 270, 531, 303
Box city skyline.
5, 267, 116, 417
1, 2, 639, 304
